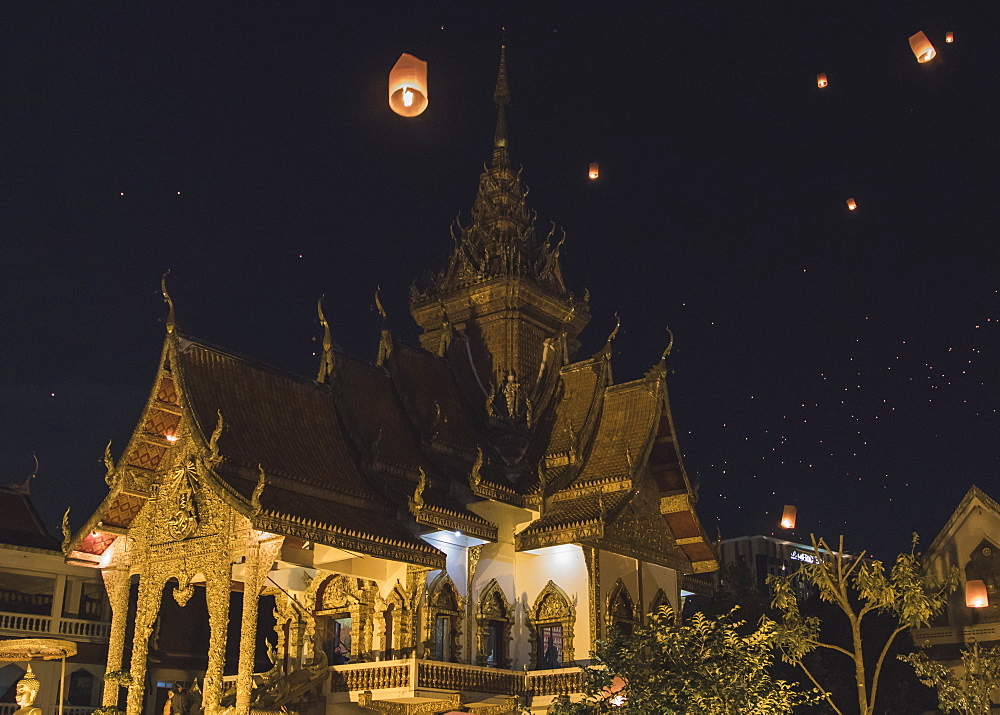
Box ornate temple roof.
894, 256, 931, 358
66, 48, 716, 576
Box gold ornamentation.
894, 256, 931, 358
172, 566, 194, 607
469, 447, 483, 489
527, 581, 575, 665
161, 271, 175, 334
207, 410, 224, 463
252, 465, 266, 516
60, 507, 71, 553
104, 439, 118, 487
165, 459, 199, 541
411, 468, 427, 510
583, 546, 600, 650
316, 295, 335, 382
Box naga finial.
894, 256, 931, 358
252, 464, 266, 515
208, 410, 224, 462
604, 313, 620, 349
161, 270, 176, 334
60, 507, 72, 553
316, 295, 335, 382
103, 439, 117, 487
12, 454, 37, 495
374, 286, 388, 322
412, 468, 428, 509
661, 326, 675, 363
469, 447, 484, 490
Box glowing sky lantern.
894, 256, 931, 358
816, 73, 828, 88
909, 31, 936, 63
780, 505, 797, 529
588, 162, 600, 180
846, 198, 858, 211
945, 31, 954, 43
966, 579, 989, 608
388, 53, 428, 117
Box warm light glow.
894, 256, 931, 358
909, 31, 936, 63
780, 504, 797, 529
589, 162, 600, 180
966, 579, 989, 608
165, 434, 179, 442
945, 31, 954, 43
846, 198, 858, 211
816, 73, 828, 88
389, 53, 428, 117
609, 695, 626, 707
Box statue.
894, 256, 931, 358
14, 665, 41, 715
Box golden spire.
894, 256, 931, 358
316, 295, 335, 382
492, 43, 510, 167
161, 271, 176, 334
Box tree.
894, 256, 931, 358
550, 606, 820, 715
900, 642, 1000, 715
769, 534, 957, 715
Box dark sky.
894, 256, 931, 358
3, 2, 998, 559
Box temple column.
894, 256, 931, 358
236, 534, 283, 715
125, 574, 162, 715
100, 567, 132, 706
203, 555, 232, 715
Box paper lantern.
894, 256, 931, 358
780, 505, 797, 529
909, 31, 936, 63
846, 198, 858, 211
388, 53, 428, 117
589, 162, 600, 180
966, 579, 989, 608
945, 32, 954, 43
816, 73, 828, 88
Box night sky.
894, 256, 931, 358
3, 3, 998, 560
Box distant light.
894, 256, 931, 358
454, 530, 462, 537
176, 191, 181, 195
588, 162, 600, 180
816, 73, 828, 88
119, 192, 124, 196
389, 53, 428, 117
909, 31, 936, 63
966, 579, 989, 608
165, 434, 179, 443
846, 198, 858, 211
945, 31, 954, 43
780, 504, 797, 529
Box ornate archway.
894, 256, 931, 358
475, 579, 512, 668
424, 573, 463, 662
528, 581, 575, 668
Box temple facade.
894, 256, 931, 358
64, 50, 716, 715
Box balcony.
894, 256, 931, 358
911, 621, 1000, 647
327, 658, 584, 707
0, 610, 110, 643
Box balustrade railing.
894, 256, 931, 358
0, 610, 110, 642
912, 621, 1000, 646
328, 658, 584, 699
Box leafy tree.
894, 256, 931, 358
550, 606, 820, 715
769, 534, 957, 715
900, 642, 1000, 715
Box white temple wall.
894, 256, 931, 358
643, 561, 680, 614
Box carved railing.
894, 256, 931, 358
0, 707, 94, 715
329, 661, 411, 693
0, 611, 110, 642
525, 667, 585, 696
328, 658, 585, 699
416, 661, 522, 694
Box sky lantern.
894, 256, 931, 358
846, 198, 858, 211
780, 505, 797, 529
966, 579, 989, 608
909, 31, 936, 63
816, 73, 828, 88
945, 31, 954, 43
588, 162, 600, 180
388, 53, 428, 117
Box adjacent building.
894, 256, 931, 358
63, 50, 717, 715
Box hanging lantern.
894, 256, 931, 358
780, 505, 797, 529
909, 31, 936, 63
388, 53, 428, 117
816, 73, 829, 88
846, 198, 858, 211
966, 579, 989, 608
945, 32, 954, 43
588, 162, 600, 180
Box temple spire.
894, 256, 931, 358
492, 44, 510, 168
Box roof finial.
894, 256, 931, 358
316, 295, 335, 382
604, 313, 621, 351
12, 454, 37, 495
161, 271, 176, 334
660, 326, 675, 362
493, 42, 510, 164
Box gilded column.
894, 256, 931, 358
236, 535, 282, 715
101, 567, 132, 706
203, 555, 232, 715
125, 574, 162, 715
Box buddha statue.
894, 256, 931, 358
14, 665, 41, 715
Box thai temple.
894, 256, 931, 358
64, 49, 717, 715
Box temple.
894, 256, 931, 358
64, 49, 716, 715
